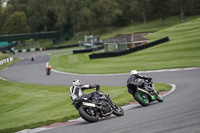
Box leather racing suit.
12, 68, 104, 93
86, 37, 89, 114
127, 74, 153, 94
70, 84, 97, 101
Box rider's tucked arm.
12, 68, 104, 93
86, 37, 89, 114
81, 85, 96, 90
137, 74, 152, 81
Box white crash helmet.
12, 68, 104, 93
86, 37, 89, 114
73, 79, 82, 86
130, 70, 137, 75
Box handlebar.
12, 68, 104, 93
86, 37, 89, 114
95, 84, 100, 91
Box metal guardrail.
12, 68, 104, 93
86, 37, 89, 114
73, 45, 104, 54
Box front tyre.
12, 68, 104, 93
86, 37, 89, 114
78, 106, 99, 123
111, 103, 124, 116
157, 93, 164, 102
134, 92, 149, 106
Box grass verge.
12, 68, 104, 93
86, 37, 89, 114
0, 52, 10, 60
0, 79, 171, 133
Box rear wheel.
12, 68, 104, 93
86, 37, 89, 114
111, 103, 124, 116
134, 92, 149, 106
78, 106, 99, 123
46, 69, 51, 75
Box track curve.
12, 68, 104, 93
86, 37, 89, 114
1, 51, 200, 133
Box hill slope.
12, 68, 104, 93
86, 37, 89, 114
49, 18, 200, 74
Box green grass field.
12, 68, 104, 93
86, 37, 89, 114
101, 16, 200, 39
49, 17, 200, 74
0, 79, 171, 133
0, 52, 10, 60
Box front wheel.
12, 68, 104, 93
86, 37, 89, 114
78, 106, 99, 123
111, 103, 124, 116
157, 93, 164, 102
134, 92, 149, 106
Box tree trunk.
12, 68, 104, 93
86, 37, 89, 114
180, 0, 185, 22
142, 11, 146, 27
162, 18, 165, 26
44, 25, 47, 32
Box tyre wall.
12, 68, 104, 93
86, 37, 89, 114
89, 37, 169, 59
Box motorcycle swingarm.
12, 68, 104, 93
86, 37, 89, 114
137, 88, 153, 99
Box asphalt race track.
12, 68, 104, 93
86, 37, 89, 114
1, 52, 200, 133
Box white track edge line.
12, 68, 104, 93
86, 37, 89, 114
50, 66, 200, 76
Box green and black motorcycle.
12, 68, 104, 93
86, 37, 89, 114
127, 79, 163, 106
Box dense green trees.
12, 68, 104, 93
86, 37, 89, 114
150, 0, 171, 26
3, 11, 30, 34
0, 0, 200, 37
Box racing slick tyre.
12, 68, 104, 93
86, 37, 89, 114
46, 71, 51, 75
78, 106, 99, 123
134, 92, 149, 106
111, 102, 124, 116
156, 93, 164, 102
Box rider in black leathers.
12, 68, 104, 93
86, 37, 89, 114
127, 70, 155, 94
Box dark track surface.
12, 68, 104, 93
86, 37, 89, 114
1, 52, 200, 133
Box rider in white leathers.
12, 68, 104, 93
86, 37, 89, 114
70, 79, 99, 101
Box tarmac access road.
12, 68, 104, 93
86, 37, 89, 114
1, 51, 200, 133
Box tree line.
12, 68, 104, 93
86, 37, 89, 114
0, 0, 200, 40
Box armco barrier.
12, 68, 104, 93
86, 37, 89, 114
15, 48, 43, 53
73, 48, 93, 54
45, 44, 79, 50
89, 37, 169, 59
73, 45, 104, 54
2, 48, 43, 53
1, 44, 79, 53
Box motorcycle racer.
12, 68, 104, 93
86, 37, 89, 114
127, 70, 156, 93
70, 80, 124, 122
45, 64, 52, 75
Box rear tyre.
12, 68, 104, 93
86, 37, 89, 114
111, 103, 124, 116
134, 92, 149, 106
46, 71, 50, 75
78, 106, 99, 123
46, 69, 51, 75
